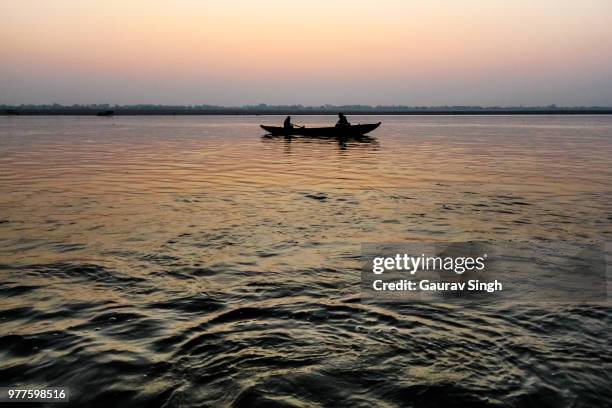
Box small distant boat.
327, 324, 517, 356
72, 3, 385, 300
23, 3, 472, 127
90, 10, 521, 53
260, 122, 381, 137
96, 110, 114, 117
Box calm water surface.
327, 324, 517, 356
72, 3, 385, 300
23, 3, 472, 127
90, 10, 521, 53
0, 115, 611, 407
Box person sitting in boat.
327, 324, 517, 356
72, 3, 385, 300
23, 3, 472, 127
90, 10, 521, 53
336, 112, 350, 127
283, 116, 296, 131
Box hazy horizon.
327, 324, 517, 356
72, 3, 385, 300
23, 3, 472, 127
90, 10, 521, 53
4, 103, 612, 109
2, 0, 611, 106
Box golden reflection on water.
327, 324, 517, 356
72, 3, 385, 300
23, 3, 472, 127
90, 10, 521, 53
1, 115, 611, 269
0, 115, 611, 406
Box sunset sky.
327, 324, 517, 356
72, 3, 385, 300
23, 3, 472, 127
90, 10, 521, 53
1, 0, 611, 105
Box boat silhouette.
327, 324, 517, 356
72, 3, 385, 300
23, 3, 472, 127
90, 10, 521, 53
260, 122, 381, 137
96, 110, 114, 117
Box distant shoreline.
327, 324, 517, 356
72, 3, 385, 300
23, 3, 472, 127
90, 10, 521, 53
3, 109, 612, 116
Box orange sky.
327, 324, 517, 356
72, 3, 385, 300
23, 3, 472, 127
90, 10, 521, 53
1, 0, 611, 105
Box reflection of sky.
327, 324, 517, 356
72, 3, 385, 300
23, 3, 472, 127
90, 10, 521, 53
1, 115, 611, 267
1, 0, 611, 105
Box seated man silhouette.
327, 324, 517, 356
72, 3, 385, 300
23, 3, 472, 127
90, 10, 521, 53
336, 112, 350, 127
283, 116, 295, 131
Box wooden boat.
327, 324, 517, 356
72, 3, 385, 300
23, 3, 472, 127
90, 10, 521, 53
260, 122, 381, 137
96, 110, 114, 117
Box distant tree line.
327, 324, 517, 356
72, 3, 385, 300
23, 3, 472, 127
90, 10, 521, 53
1, 103, 611, 115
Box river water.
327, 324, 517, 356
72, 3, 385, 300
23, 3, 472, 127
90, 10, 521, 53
0, 115, 610, 407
